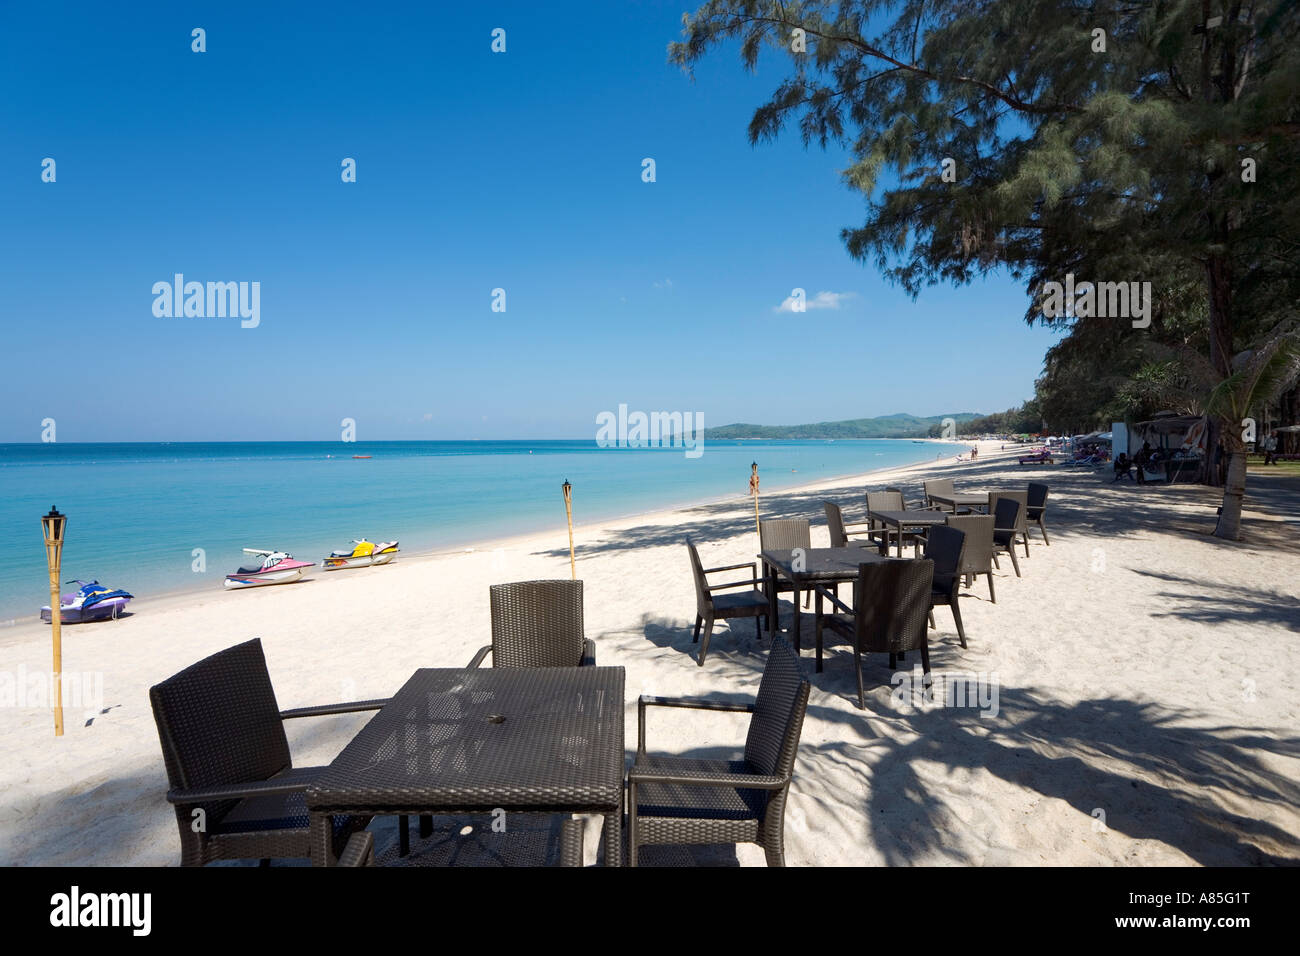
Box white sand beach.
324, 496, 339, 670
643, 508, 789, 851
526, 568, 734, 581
1, 442, 1297, 866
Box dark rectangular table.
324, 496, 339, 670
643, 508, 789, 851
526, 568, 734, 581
760, 547, 888, 649
305, 666, 626, 866
867, 509, 949, 557
927, 491, 991, 514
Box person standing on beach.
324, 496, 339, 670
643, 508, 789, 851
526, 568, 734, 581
1262, 431, 1278, 465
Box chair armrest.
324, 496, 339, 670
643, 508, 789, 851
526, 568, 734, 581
467, 645, 492, 668
581, 639, 596, 667
638, 694, 754, 754
166, 776, 309, 805
707, 578, 763, 592
628, 764, 787, 791
704, 562, 757, 575
280, 699, 390, 720
812, 584, 853, 616
337, 831, 375, 867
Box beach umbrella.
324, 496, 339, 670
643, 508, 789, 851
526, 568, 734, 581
40, 506, 67, 737
562, 480, 575, 580
749, 462, 760, 539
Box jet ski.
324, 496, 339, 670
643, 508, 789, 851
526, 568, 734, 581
321, 539, 399, 570
41, 580, 133, 623
223, 549, 315, 590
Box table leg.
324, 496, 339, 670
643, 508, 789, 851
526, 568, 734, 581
895, 524, 903, 558
309, 811, 332, 867
604, 808, 622, 866
766, 563, 777, 633
792, 585, 801, 651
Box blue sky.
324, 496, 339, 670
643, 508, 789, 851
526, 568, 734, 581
0, 1, 1061, 442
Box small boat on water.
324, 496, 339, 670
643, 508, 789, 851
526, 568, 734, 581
41, 580, 133, 623
321, 539, 399, 570
224, 550, 315, 590
352, 455, 372, 459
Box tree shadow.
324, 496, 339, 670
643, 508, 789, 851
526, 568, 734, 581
1129, 568, 1300, 632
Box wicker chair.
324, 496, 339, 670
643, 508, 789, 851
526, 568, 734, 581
989, 497, 1023, 577
989, 491, 1030, 558
687, 539, 770, 666
759, 518, 814, 609
865, 490, 923, 557
469, 580, 594, 668
923, 477, 965, 513
823, 501, 881, 551
1026, 482, 1051, 545
924, 524, 967, 648
945, 514, 997, 602
885, 485, 926, 510
627, 634, 811, 866
812, 559, 935, 709
148, 638, 388, 866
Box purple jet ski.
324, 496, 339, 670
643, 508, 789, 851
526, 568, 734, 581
41, 580, 133, 623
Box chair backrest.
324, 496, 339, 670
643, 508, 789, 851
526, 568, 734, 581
1027, 482, 1049, 518
923, 478, 954, 504
865, 491, 903, 528
990, 491, 1028, 533
852, 559, 934, 654
488, 580, 586, 667
743, 634, 811, 782
884, 486, 908, 508
923, 525, 965, 587
945, 514, 994, 574
823, 501, 848, 547
149, 638, 292, 825
759, 518, 811, 552
685, 539, 712, 616
991, 497, 1021, 545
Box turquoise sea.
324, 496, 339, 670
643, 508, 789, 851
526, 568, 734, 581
0, 440, 943, 622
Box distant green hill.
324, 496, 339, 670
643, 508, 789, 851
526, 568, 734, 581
705, 412, 983, 440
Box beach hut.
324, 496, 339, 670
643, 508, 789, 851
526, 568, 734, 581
1131, 413, 1208, 482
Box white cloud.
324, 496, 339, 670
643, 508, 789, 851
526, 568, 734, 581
653, 278, 673, 290
775, 290, 856, 312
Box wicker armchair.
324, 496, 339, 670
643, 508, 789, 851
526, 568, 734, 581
989, 497, 1023, 577
469, 580, 594, 668
823, 501, 882, 551
812, 558, 935, 709
923, 478, 965, 512
865, 490, 924, 557
759, 518, 814, 609
687, 539, 770, 666
989, 492, 1030, 558
923, 524, 967, 648
627, 634, 811, 866
945, 514, 997, 602
1026, 482, 1051, 545
148, 638, 389, 866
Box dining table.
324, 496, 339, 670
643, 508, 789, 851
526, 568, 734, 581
305, 665, 626, 866
927, 491, 992, 514
866, 509, 950, 557
760, 547, 889, 650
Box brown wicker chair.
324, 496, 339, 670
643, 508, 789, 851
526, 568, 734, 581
946, 514, 997, 602
923, 478, 966, 513
469, 580, 594, 668
865, 490, 923, 557
1027, 482, 1051, 545
924, 524, 967, 648
627, 634, 811, 866
760, 518, 814, 609
823, 500, 881, 551
989, 497, 1023, 577
989, 491, 1030, 558
812, 558, 935, 709
687, 539, 770, 666
149, 638, 388, 866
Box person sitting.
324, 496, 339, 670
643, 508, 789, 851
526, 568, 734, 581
1113, 452, 1132, 482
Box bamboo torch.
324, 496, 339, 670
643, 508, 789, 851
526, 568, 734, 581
562, 479, 575, 580
41, 506, 67, 737
749, 462, 760, 540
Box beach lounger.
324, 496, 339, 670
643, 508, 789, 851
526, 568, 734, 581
468, 579, 594, 668
148, 638, 388, 867
627, 633, 810, 866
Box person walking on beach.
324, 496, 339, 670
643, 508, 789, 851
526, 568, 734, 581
1113, 452, 1132, 482
1262, 431, 1278, 465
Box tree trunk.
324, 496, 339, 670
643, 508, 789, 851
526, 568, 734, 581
1213, 441, 1248, 540
1206, 252, 1243, 539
